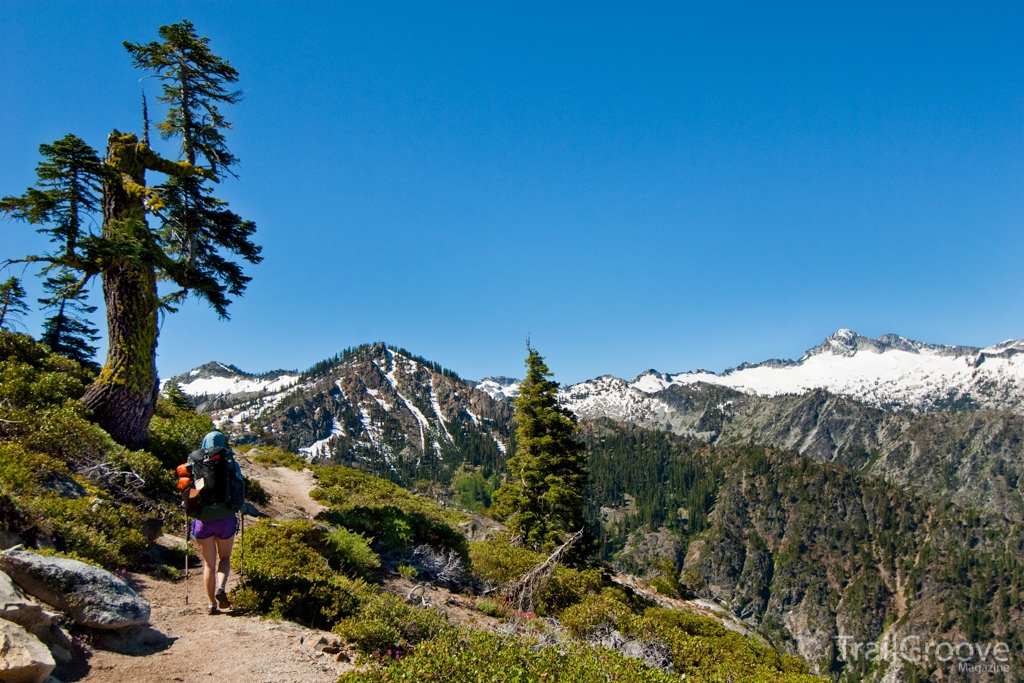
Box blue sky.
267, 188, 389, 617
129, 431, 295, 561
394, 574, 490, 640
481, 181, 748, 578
2, 1, 1021, 384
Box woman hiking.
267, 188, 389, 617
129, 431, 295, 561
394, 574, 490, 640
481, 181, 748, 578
187, 430, 245, 615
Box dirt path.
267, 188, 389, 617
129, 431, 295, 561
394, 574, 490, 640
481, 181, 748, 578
67, 457, 347, 683
236, 457, 326, 518
73, 573, 353, 683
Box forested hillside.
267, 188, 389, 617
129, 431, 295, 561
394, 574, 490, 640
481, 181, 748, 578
585, 423, 1023, 680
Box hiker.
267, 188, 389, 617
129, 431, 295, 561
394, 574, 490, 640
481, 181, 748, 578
182, 430, 246, 615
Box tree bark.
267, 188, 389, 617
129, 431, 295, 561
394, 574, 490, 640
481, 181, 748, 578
80, 132, 160, 450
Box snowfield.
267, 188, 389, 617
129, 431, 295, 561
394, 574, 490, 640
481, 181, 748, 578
622, 330, 1024, 413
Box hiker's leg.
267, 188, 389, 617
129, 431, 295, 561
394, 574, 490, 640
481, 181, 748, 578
215, 534, 235, 591
196, 535, 218, 605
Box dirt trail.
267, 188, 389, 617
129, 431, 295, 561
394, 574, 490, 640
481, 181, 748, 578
75, 574, 352, 683
71, 457, 349, 683
236, 457, 326, 518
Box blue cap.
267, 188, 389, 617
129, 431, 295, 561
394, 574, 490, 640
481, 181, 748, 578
201, 431, 227, 450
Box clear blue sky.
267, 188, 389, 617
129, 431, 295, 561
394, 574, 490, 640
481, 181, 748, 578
2, 1, 1022, 384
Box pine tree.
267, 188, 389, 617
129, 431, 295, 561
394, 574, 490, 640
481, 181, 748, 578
38, 269, 100, 367
124, 20, 260, 314
162, 381, 193, 411
491, 345, 591, 554
0, 277, 29, 331
1, 21, 260, 449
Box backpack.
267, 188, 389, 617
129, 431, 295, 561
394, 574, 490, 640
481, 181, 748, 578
180, 446, 245, 514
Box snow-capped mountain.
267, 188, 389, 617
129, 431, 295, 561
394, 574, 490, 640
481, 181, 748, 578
563, 329, 1024, 419
163, 344, 511, 484
162, 362, 299, 399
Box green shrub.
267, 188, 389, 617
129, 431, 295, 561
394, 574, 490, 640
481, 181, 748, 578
468, 536, 544, 584
468, 536, 607, 616
397, 563, 418, 579
560, 589, 640, 638
474, 598, 504, 618
147, 396, 215, 469
326, 526, 381, 578
108, 448, 175, 494
337, 627, 681, 683
313, 465, 467, 528
229, 519, 371, 629
243, 445, 309, 471
639, 607, 827, 682
536, 565, 605, 616
243, 476, 270, 506
334, 593, 447, 654
313, 466, 469, 560
0, 441, 151, 569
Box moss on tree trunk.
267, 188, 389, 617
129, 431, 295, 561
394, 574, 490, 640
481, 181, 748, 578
80, 132, 160, 449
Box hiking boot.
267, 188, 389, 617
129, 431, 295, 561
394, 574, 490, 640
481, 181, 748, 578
207, 603, 219, 615
215, 588, 231, 609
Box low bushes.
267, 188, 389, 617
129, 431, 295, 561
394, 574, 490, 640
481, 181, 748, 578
242, 475, 270, 506
0, 334, 167, 569
313, 466, 469, 560
337, 627, 681, 683
242, 445, 309, 471
229, 519, 372, 629
334, 593, 447, 654
468, 535, 606, 617
147, 394, 215, 469
560, 589, 641, 638
326, 526, 380, 578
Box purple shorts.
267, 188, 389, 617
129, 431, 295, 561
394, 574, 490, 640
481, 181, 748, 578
192, 515, 237, 540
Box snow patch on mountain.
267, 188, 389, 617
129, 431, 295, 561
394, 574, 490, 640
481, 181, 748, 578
299, 418, 345, 460
163, 361, 299, 397
474, 377, 521, 400
615, 329, 1024, 415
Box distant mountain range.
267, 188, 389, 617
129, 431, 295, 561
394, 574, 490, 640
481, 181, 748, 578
162, 328, 1024, 518
475, 328, 1024, 416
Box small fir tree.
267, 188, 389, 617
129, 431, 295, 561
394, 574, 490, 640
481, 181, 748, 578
38, 269, 100, 366
491, 345, 591, 554
0, 277, 29, 331
162, 381, 193, 411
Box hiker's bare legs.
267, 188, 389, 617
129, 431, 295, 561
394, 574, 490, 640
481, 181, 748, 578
215, 534, 235, 594
196, 536, 219, 607
197, 534, 236, 609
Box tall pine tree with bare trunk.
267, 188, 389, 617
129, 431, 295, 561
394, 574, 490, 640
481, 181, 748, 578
1, 22, 260, 448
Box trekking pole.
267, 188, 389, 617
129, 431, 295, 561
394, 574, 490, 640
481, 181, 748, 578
239, 509, 245, 582
184, 514, 190, 605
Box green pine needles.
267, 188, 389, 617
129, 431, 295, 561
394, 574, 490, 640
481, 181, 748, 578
39, 269, 100, 367
0, 277, 29, 331
491, 346, 591, 554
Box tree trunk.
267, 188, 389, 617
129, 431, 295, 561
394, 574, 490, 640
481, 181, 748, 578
80, 132, 160, 450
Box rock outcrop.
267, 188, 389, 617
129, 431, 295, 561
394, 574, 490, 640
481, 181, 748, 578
0, 573, 48, 637
0, 619, 55, 683
0, 549, 150, 630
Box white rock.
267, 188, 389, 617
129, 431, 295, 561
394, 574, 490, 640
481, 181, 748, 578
0, 619, 55, 683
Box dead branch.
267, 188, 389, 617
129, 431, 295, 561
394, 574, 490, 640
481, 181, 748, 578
503, 528, 585, 613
